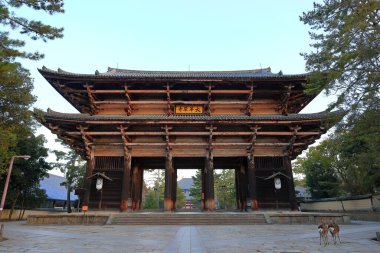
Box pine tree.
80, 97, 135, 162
0, 0, 64, 172
300, 0, 380, 114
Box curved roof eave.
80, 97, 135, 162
38, 66, 309, 81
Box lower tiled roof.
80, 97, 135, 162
43, 109, 343, 122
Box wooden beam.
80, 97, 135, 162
206, 84, 212, 115
245, 84, 254, 116
93, 100, 251, 105
64, 130, 322, 136
247, 125, 261, 153
66, 89, 307, 95
79, 125, 92, 159
278, 84, 294, 115
284, 125, 302, 156
166, 83, 173, 115
124, 85, 133, 116
84, 84, 99, 115
87, 142, 307, 147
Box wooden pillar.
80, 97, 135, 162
82, 152, 94, 211
204, 156, 215, 211
137, 167, 144, 210
131, 164, 139, 211
171, 168, 177, 211
235, 168, 240, 210
201, 168, 205, 210
284, 156, 298, 211
247, 154, 259, 210
164, 153, 174, 211
120, 154, 131, 212
238, 161, 247, 211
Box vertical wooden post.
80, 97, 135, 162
164, 153, 174, 211
247, 154, 259, 210
120, 154, 131, 211
238, 161, 247, 211
172, 168, 177, 211
137, 166, 144, 210
204, 156, 215, 211
235, 168, 240, 210
82, 151, 94, 210
201, 168, 205, 210
284, 156, 298, 211
131, 164, 139, 211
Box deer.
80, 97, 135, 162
328, 220, 341, 244
318, 223, 329, 246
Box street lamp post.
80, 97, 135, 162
0, 155, 30, 220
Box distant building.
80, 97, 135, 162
39, 174, 77, 209
178, 178, 193, 208
295, 186, 311, 199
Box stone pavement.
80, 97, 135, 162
0, 220, 379, 253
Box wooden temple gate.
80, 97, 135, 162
37, 66, 341, 212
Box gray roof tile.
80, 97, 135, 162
43, 109, 343, 122
39, 66, 308, 80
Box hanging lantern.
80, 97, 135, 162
96, 177, 103, 191
274, 177, 281, 190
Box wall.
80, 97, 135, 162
0, 209, 51, 221
300, 194, 380, 212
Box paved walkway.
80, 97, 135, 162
0, 220, 379, 252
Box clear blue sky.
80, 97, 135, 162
17, 0, 331, 177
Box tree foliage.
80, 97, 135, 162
0, 0, 64, 172
143, 170, 186, 209
294, 140, 341, 198
189, 169, 236, 209
294, 108, 380, 197
53, 141, 86, 213
176, 185, 186, 208
189, 169, 202, 207
0, 63, 35, 170
300, 0, 380, 114
214, 170, 236, 209
0, 0, 64, 61
0, 133, 51, 218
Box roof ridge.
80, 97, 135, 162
105, 67, 272, 74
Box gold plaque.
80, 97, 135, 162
175, 105, 204, 114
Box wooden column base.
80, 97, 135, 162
204, 169, 215, 211
164, 198, 174, 212
120, 200, 128, 212
251, 199, 259, 211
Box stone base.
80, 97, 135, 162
27, 211, 350, 225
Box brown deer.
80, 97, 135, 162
328, 221, 341, 244
318, 223, 329, 246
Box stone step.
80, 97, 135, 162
109, 213, 267, 225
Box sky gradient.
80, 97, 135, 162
15, 0, 331, 177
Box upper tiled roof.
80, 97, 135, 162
39, 66, 308, 80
